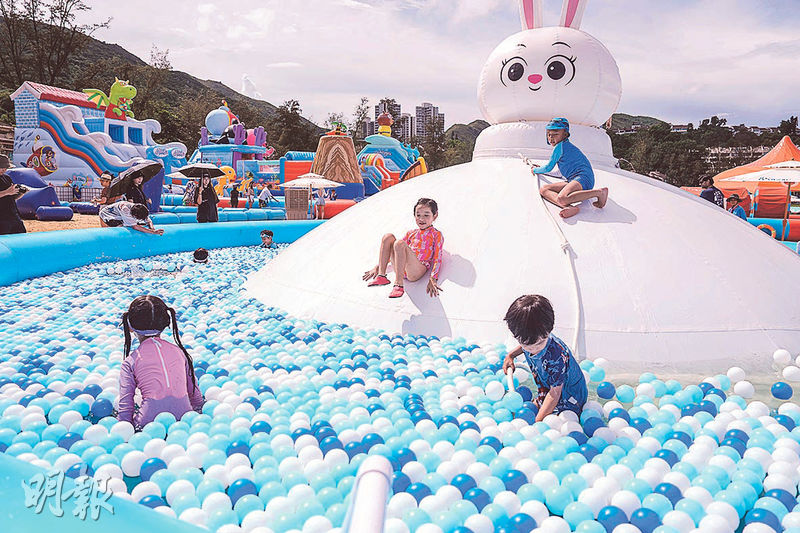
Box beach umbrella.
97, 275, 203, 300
280, 173, 344, 189
723, 161, 800, 240
107, 160, 163, 198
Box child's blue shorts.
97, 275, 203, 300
569, 173, 595, 191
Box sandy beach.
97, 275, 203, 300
22, 213, 101, 233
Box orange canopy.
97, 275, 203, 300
713, 136, 800, 192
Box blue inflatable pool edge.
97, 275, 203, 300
0, 220, 322, 287
0, 453, 206, 533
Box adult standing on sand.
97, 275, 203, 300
0, 154, 26, 235
195, 172, 219, 223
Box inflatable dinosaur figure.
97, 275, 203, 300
83, 78, 138, 120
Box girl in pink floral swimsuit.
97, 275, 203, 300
363, 198, 444, 298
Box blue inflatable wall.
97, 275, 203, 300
0, 220, 321, 286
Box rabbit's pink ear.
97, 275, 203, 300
559, 0, 588, 29
518, 0, 543, 30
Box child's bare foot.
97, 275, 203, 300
363, 267, 379, 281
560, 206, 580, 218
593, 187, 609, 208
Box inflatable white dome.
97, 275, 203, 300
247, 0, 800, 371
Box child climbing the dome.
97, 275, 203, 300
533, 118, 608, 218
502, 295, 587, 421
118, 295, 204, 430
363, 198, 444, 298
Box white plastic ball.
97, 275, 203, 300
726, 367, 746, 382
734, 381, 755, 399
774, 349, 793, 365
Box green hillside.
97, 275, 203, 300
0, 32, 322, 154
608, 113, 668, 131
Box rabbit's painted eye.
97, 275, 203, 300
545, 54, 577, 85
500, 56, 527, 87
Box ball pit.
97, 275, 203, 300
1, 244, 800, 533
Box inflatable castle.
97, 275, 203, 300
10, 80, 187, 188
248, 0, 800, 371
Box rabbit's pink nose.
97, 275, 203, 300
528, 74, 543, 84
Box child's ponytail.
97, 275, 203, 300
122, 311, 133, 359
169, 307, 197, 391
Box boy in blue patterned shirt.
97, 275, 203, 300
502, 295, 587, 421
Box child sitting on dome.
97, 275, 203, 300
533, 118, 608, 218
363, 197, 444, 299
118, 295, 204, 430
502, 295, 587, 421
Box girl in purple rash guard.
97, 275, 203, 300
118, 295, 204, 430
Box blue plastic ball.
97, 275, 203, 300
597, 506, 627, 533
630, 507, 662, 533
771, 382, 793, 400
744, 508, 782, 532
406, 482, 432, 503
464, 487, 491, 511
597, 382, 616, 399
139, 457, 167, 481
227, 479, 258, 506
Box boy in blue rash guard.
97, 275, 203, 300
727, 194, 748, 221
502, 295, 587, 421
533, 118, 609, 218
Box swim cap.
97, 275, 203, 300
546, 118, 570, 132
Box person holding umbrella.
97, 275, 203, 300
125, 174, 149, 206
108, 161, 163, 210
195, 172, 219, 223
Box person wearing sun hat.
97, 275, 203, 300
0, 154, 26, 235
727, 193, 747, 221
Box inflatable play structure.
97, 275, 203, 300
11, 80, 187, 190
248, 0, 800, 371
182, 102, 275, 186
357, 112, 428, 195
681, 136, 800, 240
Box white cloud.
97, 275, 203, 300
81, 0, 800, 129
264, 62, 303, 69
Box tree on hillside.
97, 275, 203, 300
266, 99, 319, 154
780, 116, 798, 137
420, 117, 446, 170
0, 0, 110, 87
350, 96, 370, 141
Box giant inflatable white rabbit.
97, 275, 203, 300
475, 0, 621, 166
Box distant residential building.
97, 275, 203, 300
416, 102, 445, 139
703, 145, 771, 171
396, 113, 415, 143
748, 126, 777, 135
375, 101, 401, 121
671, 124, 690, 133
359, 120, 376, 138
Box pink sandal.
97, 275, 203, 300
389, 285, 405, 298
367, 274, 390, 287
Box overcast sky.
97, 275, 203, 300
83, 0, 799, 128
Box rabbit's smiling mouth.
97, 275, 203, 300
529, 86, 542, 92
